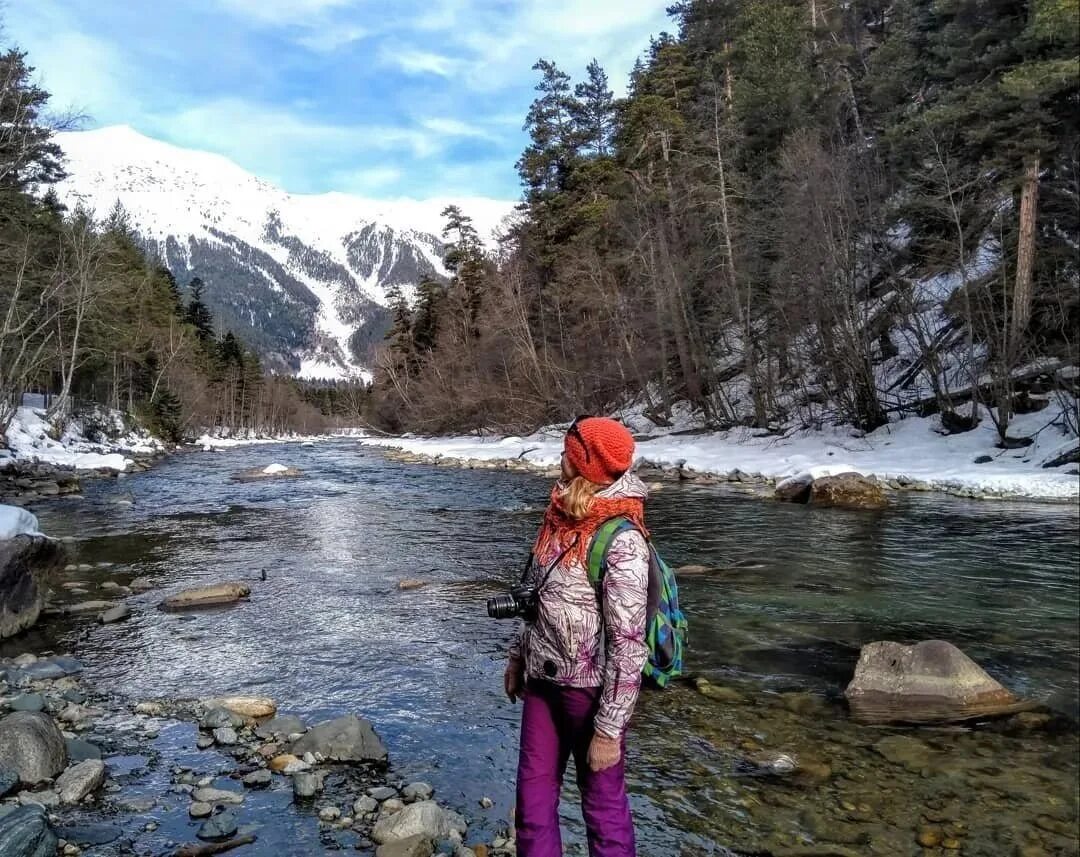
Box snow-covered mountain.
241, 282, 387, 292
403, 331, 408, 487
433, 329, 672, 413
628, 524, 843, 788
53, 126, 514, 380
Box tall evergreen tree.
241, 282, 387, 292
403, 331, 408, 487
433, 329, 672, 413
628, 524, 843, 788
185, 277, 216, 342
573, 59, 616, 156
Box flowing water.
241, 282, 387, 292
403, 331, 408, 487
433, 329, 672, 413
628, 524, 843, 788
12, 440, 1080, 856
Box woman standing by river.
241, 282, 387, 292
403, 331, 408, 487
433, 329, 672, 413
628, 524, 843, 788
503, 417, 650, 857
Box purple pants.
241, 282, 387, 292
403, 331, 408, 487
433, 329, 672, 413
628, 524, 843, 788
515, 679, 636, 857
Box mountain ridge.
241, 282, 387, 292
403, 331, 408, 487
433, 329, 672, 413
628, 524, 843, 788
53, 125, 515, 379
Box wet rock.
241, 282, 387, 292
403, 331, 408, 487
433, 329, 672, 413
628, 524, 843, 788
133, 701, 164, 717
54, 822, 121, 847
200, 707, 245, 730
66, 600, 117, 615
0, 535, 67, 639
97, 605, 129, 624
242, 769, 271, 788
354, 795, 379, 816
846, 640, 1026, 724
204, 695, 277, 720
398, 579, 427, 590
159, 582, 251, 610
192, 786, 244, 805
290, 714, 388, 764
292, 771, 318, 799
773, 473, 813, 504
268, 753, 302, 773
198, 808, 239, 840
402, 782, 434, 802
57, 703, 99, 726
9, 694, 45, 713
873, 735, 933, 772
196, 736, 214, 750
255, 714, 305, 739
55, 760, 105, 805
64, 739, 100, 763
674, 564, 710, 576
128, 577, 156, 592
189, 802, 212, 819
318, 806, 341, 822
381, 798, 405, 815
0, 711, 67, 785
369, 786, 398, 800
810, 473, 887, 509
693, 677, 746, 705
212, 727, 238, 746
16, 789, 59, 807
377, 835, 435, 857
0, 803, 58, 857
371, 800, 467, 844
0, 765, 18, 797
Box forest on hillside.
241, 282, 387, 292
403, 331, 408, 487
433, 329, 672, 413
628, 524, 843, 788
372, 0, 1079, 443
0, 33, 367, 441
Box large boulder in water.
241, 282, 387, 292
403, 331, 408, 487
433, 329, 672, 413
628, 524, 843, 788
371, 800, 466, 844
159, 582, 250, 610
0, 712, 68, 785
845, 640, 1027, 724
0, 534, 67, 639
290, 714, 387, 764
774, 470, 887, 510
0, 804, 58, 857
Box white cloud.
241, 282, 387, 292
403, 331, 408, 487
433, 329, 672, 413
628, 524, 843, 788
333, 165, 405, 194
382, 47, 463, 78
295, 24, 368, 53
215, 0, 356, 27
419, 117, 498, 140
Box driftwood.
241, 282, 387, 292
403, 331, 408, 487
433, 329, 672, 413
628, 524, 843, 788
173, 833, 255, 854
174, 835, 256, 857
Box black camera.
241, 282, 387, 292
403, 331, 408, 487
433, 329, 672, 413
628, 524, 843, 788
487, 583, 539, 621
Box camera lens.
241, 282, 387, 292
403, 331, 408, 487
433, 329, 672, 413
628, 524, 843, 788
487, 594, 518, 619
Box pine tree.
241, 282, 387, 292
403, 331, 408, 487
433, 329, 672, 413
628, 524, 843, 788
184, 277, 216, 342
517, 59, 580, 204
0, 49, 65, 192
573, 60, 616, 156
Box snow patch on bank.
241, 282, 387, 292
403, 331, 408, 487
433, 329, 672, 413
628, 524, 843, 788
358, 401, 1080, 502
1, 406, 162, 472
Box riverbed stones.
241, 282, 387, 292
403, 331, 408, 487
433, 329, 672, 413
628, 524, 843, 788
133, 701, 164, 717
188, 801, 212, 819
290, 713, 388, 764
402, 782, 434, 802
197, 808, 239, 840
354, 795, 379, 816
268, 753, 302, 772
255, 714, 304, 739
845, 640, 1025, 723
774, 470, 887, 509
199, 707, 244, 730
368, 786, 398, 800
371, 800, 467, 844
242, 768, 271, 788
97, 605, 129, 624
292, 771, 318, 799
0, 535, 67, 639
128, 577, 156, 592
55, 759, 105, 805
9, 694, 45, 713
192, 786, 244, 805
0, 711, 67, 784
376, 835, 435, 857
204, 695, 277, 720
0, 803, 58, 857
159, 582, 251, 610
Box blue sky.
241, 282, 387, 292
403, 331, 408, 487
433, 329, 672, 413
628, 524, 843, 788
4, 0, 673, 201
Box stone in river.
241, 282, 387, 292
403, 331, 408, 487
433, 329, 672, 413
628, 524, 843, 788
189, 801, 213, 819
402, 782, 434, 802
810, 472, 887, 509
212, 727, 238, 746
268, 753, 302, 773
55, 759, 105, 805
674, 564, 710, 576
292, 771, 318, 799
290, 714, 388, 764
0, 534, 67, 640
0, 711, 68, 785
371, 801, 467, 844
198, 808, 239, 840
255, 714, 305, 739
376, 835, 435, 857
98, 605, 130, 624
398, 579, 427, 590
9, 695, 44, 713
133, 702, 164, 717
354, 795, 379, 816
318, 806, 341, 822
196, 736, 214, 750
128, 577, 156, 592
66, 600, 117, 615
368, 786, 398, 801
845, 640, 1027, 724
0, 804, 57, 857
159, 582, 250, 611
0, 766, 19, 798
204, 695, 277, 720
64, 739, 101, 763
192, 786, 244, 805
242, 769, 271, 788
200, 707, 245, 730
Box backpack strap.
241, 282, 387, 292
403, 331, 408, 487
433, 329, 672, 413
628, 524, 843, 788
586, 517, 640, 588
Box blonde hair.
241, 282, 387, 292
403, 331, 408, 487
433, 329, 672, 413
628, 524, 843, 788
560, 476, 603, 520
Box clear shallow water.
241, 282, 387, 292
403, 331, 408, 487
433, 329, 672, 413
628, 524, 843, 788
16, 440, 1080, 855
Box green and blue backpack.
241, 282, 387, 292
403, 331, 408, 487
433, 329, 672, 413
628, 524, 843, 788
587, 518, 688, 688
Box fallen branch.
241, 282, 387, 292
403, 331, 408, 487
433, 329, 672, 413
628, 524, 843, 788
174, 836, 256, 857
517, 446, 539, 460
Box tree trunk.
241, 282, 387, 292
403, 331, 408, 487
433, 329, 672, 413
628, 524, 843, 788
1011, 156, 1040, 348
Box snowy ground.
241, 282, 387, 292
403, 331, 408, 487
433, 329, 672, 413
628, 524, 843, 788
357, 403, 1080, 502
1, 404, 162, 473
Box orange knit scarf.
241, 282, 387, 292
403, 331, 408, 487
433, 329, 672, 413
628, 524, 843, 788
533, 483, 647, 568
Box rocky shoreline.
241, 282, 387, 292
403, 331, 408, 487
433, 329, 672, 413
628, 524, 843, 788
0, 457, 164, 508
0, 649, 511, 857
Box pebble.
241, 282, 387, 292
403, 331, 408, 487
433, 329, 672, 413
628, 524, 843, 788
380, 797, 405, 815
64, 846, 79, 856
353, 795, 378, 816
196, 735, 215, 750
918, 828, 942, 848
192, 786, 244, 805
134, 701, 165, 717
10, 693, 45, 712
189, 802, 213, 818
402, 782, 434, 802
479, 797, 494, 809
213, 727, 238, 746
199, 808, 239, 840
368, 786, 397, 800
318, 806, 341, 822
293, 771, 318, 799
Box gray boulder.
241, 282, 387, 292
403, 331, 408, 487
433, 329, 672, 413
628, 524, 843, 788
159, 582, 250, 611
55, 759, 105, 805
845, 640, 1027, 724
198, 808, 239, 840
255, 714, 305, 739
0, 712, 67, 785
0, 535, 66, 639
98, 605, 130, 624
0, 804, 57, 857
376, 835, 435, 857
371, 800, 466, 844
290, 714, 387, 764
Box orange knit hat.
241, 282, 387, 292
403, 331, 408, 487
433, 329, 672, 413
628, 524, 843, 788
564, 417, 636, 486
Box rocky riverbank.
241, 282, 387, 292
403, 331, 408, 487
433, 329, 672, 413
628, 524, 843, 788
0, 458, 163, 508
0, 650, 511, 857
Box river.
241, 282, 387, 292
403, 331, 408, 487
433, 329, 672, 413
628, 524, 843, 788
10, 439, 1080, 856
